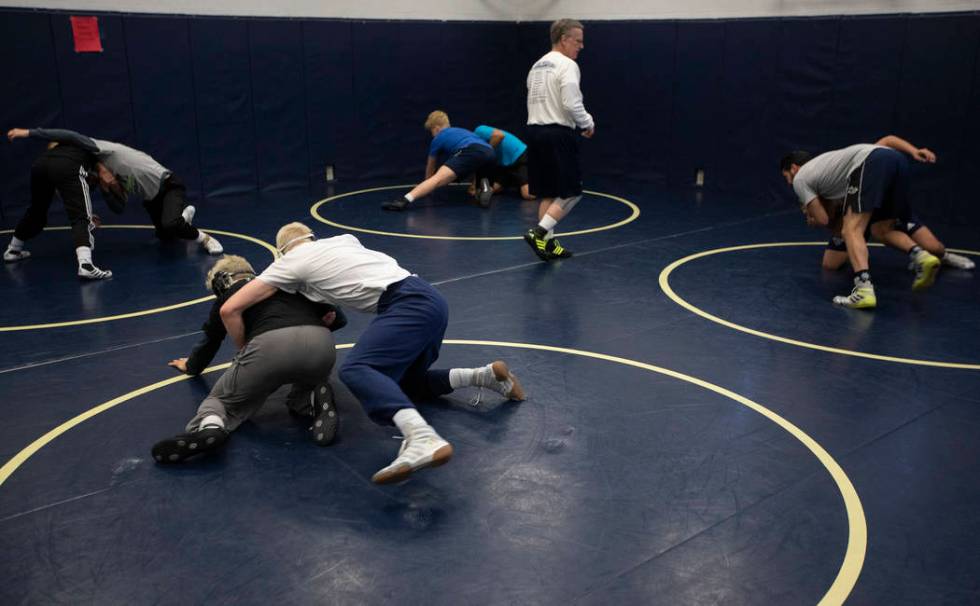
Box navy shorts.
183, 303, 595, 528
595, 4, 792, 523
526, 124, 582, 199
844, 147, 911, 223
444, 143, 495, 179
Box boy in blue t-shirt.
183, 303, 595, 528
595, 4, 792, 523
471, 125, 534, 201
382, 111, 497, 211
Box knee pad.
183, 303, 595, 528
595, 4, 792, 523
555, 195, 581, 212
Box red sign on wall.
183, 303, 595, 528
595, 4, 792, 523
71, 16, 103, 53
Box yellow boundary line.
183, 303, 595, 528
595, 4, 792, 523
660, 242, 980, 370
310, 184, 640, 240
0, 225, 277, 332
0, 339, 864, 606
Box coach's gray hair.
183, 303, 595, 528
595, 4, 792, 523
550, 19, 584, 46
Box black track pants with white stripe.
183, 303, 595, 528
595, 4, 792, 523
15, 155, 96, 250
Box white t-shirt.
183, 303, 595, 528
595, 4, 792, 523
258, 235, 411, 313
527, 50, 594, 130
793, 144, 882, 207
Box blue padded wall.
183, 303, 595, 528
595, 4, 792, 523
714, 19, 780, 196
190, 18, 257, 197
894, 15, 980, 223
124, 16, 202, 197
0, 12, 62, 215
302, 20, 355, 186
1, 9, 978, 223
249, 19, 309, 192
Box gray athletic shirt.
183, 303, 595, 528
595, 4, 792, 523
793, 143, 883, 207
30, 128, 171, 199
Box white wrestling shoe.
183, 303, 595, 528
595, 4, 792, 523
201, 233, 223, 255
942, 252, 975, 270
372, 426, 453, 484
3, 248, 30, 262
182, 205, 196, 225
78, 262, 112, 280
473, 360, 526, 401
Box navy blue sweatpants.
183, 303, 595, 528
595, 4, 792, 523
338, 277, 453, 425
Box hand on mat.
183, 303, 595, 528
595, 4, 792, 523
168, 358, 189, 373
913, 148, 936, 163
7, 128, 29, 142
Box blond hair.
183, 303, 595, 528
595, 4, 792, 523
276, 222, 314, 254
424, 110, 450, 131
550, 19, 584, 46
205, 254, 254, 291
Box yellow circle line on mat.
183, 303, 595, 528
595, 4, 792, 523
0, 339, 863, 606
310, 184, 640, 240
659, 242, 980, 370
0, 225, 278, 332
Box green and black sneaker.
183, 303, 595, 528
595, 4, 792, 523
523, 229, 552, 261
546, 237, 572, 259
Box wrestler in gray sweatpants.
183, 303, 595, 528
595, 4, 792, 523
186, 325, 337, 432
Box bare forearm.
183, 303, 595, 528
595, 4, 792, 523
876, 135, 917, 155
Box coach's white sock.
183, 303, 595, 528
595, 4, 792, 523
538, 215, 558, 232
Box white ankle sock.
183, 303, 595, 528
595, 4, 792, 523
449, 368, 478, 389
196, 231, 208, 243
538, 215, 558, 232
392, 408, 427, 435
75, 246, 93, 265
8, 236, 24, 251
404, 193, 415, 203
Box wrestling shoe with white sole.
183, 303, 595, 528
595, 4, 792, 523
911, 250, 940, 291
3, 248, 30, 262
371, 426, 453, 484
78, 262, 112, 280
832, 281, 876, 309
942, 252, 975, 270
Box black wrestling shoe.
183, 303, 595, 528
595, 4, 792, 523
382, 198, 410, 211
152, 426, 228, 464
310, 383, 339, 446
523, 229, 552, 261
545, 237, 572, 259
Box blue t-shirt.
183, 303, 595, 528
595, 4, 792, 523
428, 127, 491, 159
473, 125, 527, 167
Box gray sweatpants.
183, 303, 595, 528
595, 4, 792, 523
186, 325, 337, 432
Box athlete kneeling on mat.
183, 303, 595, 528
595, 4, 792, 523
153, 254, 347, 463
781, 134, 955, 310
382, 111, 497, 211
219, 222, 527, 484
